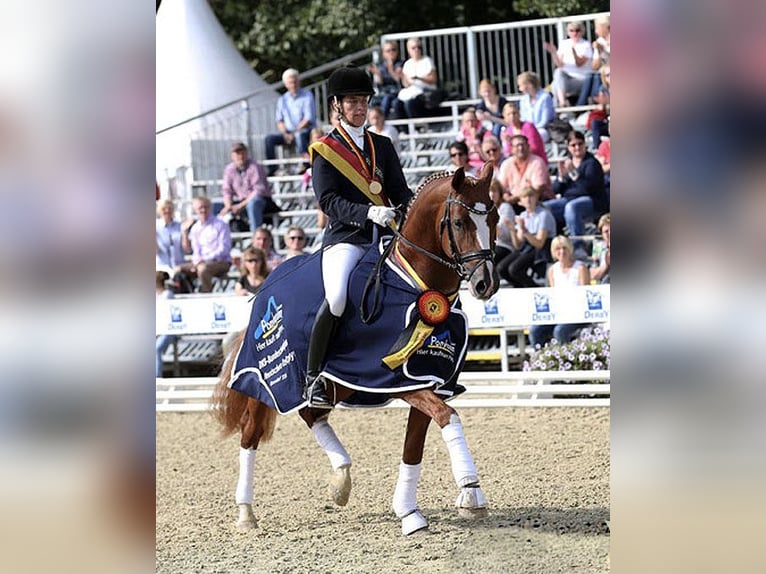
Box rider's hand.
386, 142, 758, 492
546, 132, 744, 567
367, 206, 397, 227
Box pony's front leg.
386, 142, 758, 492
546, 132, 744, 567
402, 390, 488, 520
301, 409, 352, 506
392, 406, 431, 535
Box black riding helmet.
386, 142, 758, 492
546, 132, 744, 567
327, 65, 374, 100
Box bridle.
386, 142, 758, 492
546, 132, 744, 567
394, 191, 497, 283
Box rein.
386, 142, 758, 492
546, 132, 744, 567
360, 190, 496, 324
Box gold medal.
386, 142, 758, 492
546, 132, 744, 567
369, 181, 382, 195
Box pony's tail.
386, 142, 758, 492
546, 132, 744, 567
210, 330, 249, 438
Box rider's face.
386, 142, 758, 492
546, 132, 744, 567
341, 95, 369, 128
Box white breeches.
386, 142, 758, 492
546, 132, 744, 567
322, 243, 366, 317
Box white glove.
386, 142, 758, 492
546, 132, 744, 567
367, 205, 397, 227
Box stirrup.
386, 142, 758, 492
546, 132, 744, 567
305, 376, 333, 409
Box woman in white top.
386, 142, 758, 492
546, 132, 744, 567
543, 21, 594, 107
529, 235, 590, 348
396, 37, 439, 118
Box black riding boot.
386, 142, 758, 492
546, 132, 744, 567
304, 300, 339, 408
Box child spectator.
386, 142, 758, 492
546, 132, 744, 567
517, 71, 556, 142
456, 107, 488, 172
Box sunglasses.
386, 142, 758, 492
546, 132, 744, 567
245, 258, 262, 263
287, 236, 306, 241
450, 152, 466, 158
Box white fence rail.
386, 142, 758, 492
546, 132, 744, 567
156, 370, 610, 412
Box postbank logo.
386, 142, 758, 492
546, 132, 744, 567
426, 330, 456, 356
534, 293, 550, 313
254, 296, 283, 339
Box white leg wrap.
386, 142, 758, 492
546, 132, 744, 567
312, 418, 352, 470
441, 413, 478, 488
235, 447, 256, 505
392, 462, 422, 518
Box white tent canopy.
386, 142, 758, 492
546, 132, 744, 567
156, 0, 279, 188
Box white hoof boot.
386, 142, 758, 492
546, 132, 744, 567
401, 509, 428, 536
236, 503, 257, 530
455, 485, 488, 519
328, 464, 352, 506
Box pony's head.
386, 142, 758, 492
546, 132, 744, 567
441, 162, 500, 299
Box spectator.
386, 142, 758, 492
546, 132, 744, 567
587, 64, 610, 149
234, 246, 270, 296
543, 21, 594, 107
517, 71, 556, 142
156, 198, 185, 275
396, 37, 439, 119
446, 141, 477, 177
251, 226, 284, 270
490, 179, 515, 270
284, 225, 308, 259
480, 135, 505, 182
589, 213, 610, 284
499, 102, 547, 165
367, 105, 401, 157
498, 134, 552, 211
595, 134, 610, 200
155, 271, 176, 377
456, 107, 488, 172
544, 130, 607, 253
579, 14, 611, 105
475, 78, 508, 139
369, 40, 403, 119
500, 186, 556, 288
264, 68, 316, 176
179, 196, 232, 293
305, 65, 413, 407
220, 142, 274, 232
529, 235, 590, 348
301, 127, 327, 194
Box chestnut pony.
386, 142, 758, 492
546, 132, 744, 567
212, 163, 499, 535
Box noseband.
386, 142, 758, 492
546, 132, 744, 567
395, 192, 496, 283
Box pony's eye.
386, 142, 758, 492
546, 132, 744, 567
453, 219, 464, 230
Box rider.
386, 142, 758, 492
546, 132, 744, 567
304, 64, 414, 408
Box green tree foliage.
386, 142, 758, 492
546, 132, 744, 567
208, 0, 606, 82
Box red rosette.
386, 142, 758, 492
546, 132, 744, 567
417, 290, 450, 326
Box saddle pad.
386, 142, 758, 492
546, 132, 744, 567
229, 243, 468, 414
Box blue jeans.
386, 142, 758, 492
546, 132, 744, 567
156, 334, 176, 377
577, 72, 603, 106
245, 196, 266, 231
529, 323, 585, 348
544, 196, 595, 240
265, 129, 312, 174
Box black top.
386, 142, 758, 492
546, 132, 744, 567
311, 129, 413, 246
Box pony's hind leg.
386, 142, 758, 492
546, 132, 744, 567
299, 408, 353, 506
400, 390, 488, 520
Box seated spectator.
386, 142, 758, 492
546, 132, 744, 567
396, 37, 439, 119
155, 271, 176, 377
490, 179, 515, 270
498, 134, 553, 212
456, 107, 488, 172
578, 14, 611, 105
446, 141, 477, 177
369, 40, 403, 119
529, 235, 590, 348
480, 135, 505, 182
543, 21, 594, 107
156, 198, 185, 275
264, 68, 316, 176
595, 134, 610, 201
251, 226, 284, 270
517, 71, 555, 142
234, 246, 270, 296
499, 102, 547, 165
587, 64, 610, 149
179, 196, 232, 293
475, 78, 508, 139
284, 225, 308, 259
220, 142, 274, 232
544, 130, 607, 253
367, 105, 401, 156
499, 186, 557, 288
589, 213, 610, 284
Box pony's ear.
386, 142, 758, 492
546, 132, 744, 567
451, 166, 465, 192
479, 161, 494, 182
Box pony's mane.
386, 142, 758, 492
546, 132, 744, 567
406, 169, 483, 212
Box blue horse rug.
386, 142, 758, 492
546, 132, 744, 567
228, 240, 469, 414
